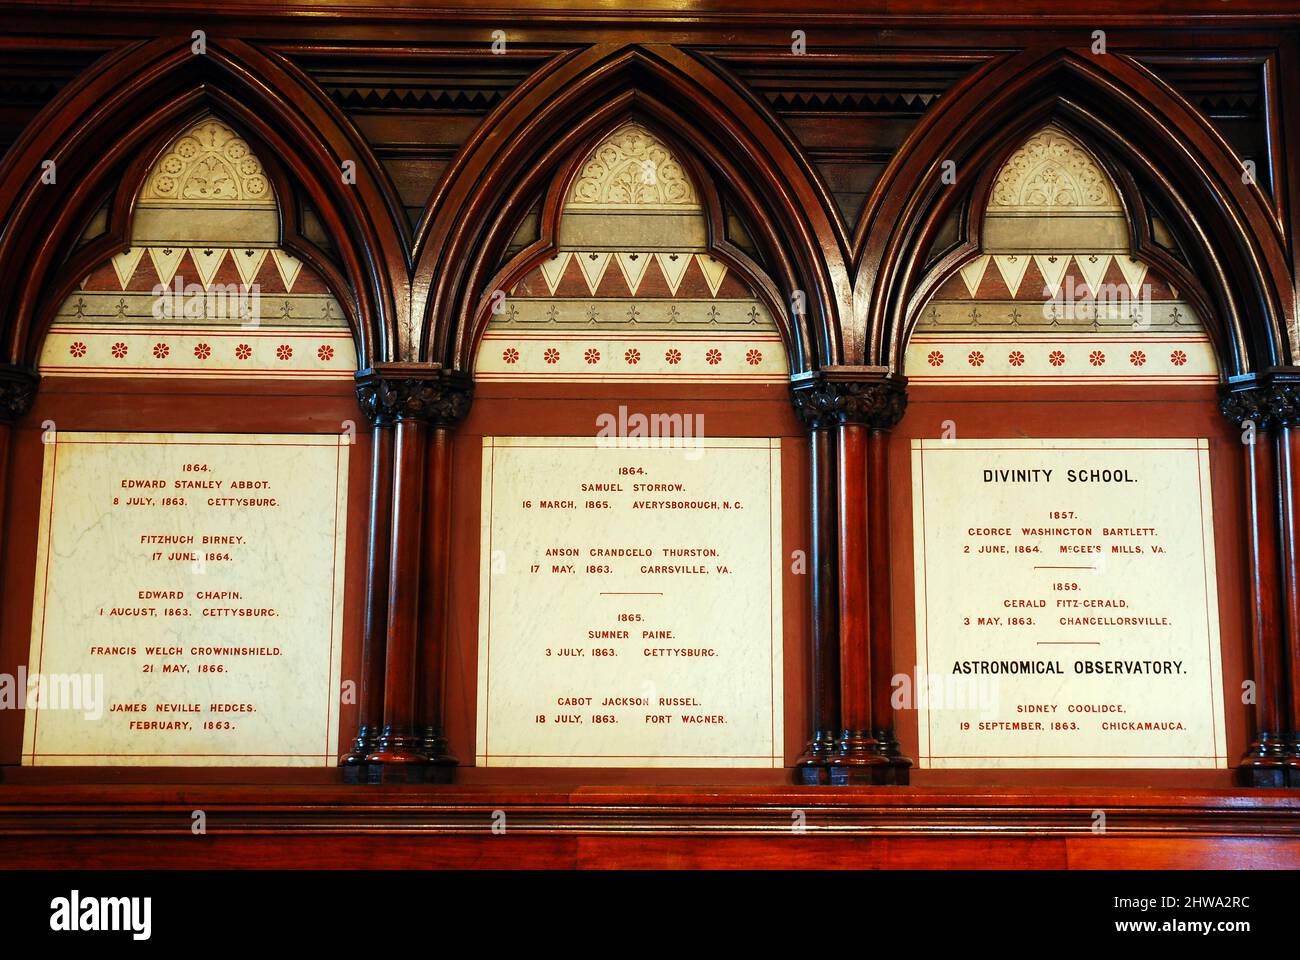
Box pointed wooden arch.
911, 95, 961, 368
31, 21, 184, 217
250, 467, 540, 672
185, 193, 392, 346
902, 117, 1225, 374
412, 43, 849, 376
0, 36, 409, 370
853, 47, 1293, 379
463, 112, 795, 374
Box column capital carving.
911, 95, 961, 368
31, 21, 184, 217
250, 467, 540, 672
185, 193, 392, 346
790, 368, 907, 431
0, 365, 39, 424
1220, 372, 1300, 431
355, 364, 474, 428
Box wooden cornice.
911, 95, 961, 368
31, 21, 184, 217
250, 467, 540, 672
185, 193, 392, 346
2, 0, 1300, 26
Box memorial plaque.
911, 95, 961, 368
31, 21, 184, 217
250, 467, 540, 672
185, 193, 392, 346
22, 432, 348, 766
910, 437, 1227, 768
476, 436, 783, 767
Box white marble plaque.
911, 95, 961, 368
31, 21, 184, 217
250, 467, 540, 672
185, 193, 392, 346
22, 432, 348, 766
477, 436, 783, 767
911, 438, 1227, 768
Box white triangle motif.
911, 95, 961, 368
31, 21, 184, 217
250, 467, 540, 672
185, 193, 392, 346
959, 256, 990, 297
1075, 253, 1112, 296
538, 253, 571, 295
1116, 255, 1149, 297
148, 247, 185, 287
696, 255, 728, 297
656, 253, 691, 296
271, 250, 304, 293
1033, 254, 1070, 298
575, 252, 612, 294
991, 255, 1031, 298
615, 253, 651, 296
189, 247, 227, 289
233, 249, 269, 288
110, 247, 147, 290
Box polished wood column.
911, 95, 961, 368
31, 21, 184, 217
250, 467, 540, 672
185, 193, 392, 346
868, 427, 910, 782
339, 396, 393, 781
794, 370, 910, 785
1277, 424, 1300, 786
832, 418, 886, 779
419, 425, 458, 775
792, 374, 840, 784
1222, 380, 1294, 787
370, 414, 428, 778
357, 364, 472, 784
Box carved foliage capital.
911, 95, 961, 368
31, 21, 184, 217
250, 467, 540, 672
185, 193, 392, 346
0, 366, 39, 424
1220, 378, 1300, 431
355, 366, 473, 428
791, 373, 907, 431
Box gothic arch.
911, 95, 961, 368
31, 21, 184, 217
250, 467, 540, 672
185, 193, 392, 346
901, 122, 1220, 384
412, 43, 849, 376
853, 47, 1293, 379
0, 35, 407, 370
32, 115, 361, 381
465, 113, 795, 381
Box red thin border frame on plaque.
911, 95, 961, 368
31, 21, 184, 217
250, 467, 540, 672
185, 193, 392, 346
23, 434, 346, 766
477, 437, 782, 766
911, 440, 1225, 766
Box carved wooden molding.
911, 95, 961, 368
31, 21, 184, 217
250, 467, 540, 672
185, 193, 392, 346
1, 785, 1298, 842
414, 45, 841, 373
855, 48, 1295, 376
0, 37, 402, 372
1, 39, 1293, 381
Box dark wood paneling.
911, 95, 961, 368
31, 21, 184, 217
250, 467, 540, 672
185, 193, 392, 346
1, 1, 1299, 870
287, 50, 560, 231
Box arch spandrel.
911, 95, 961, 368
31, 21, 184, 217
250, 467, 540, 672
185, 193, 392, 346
0, 37, 404, 372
